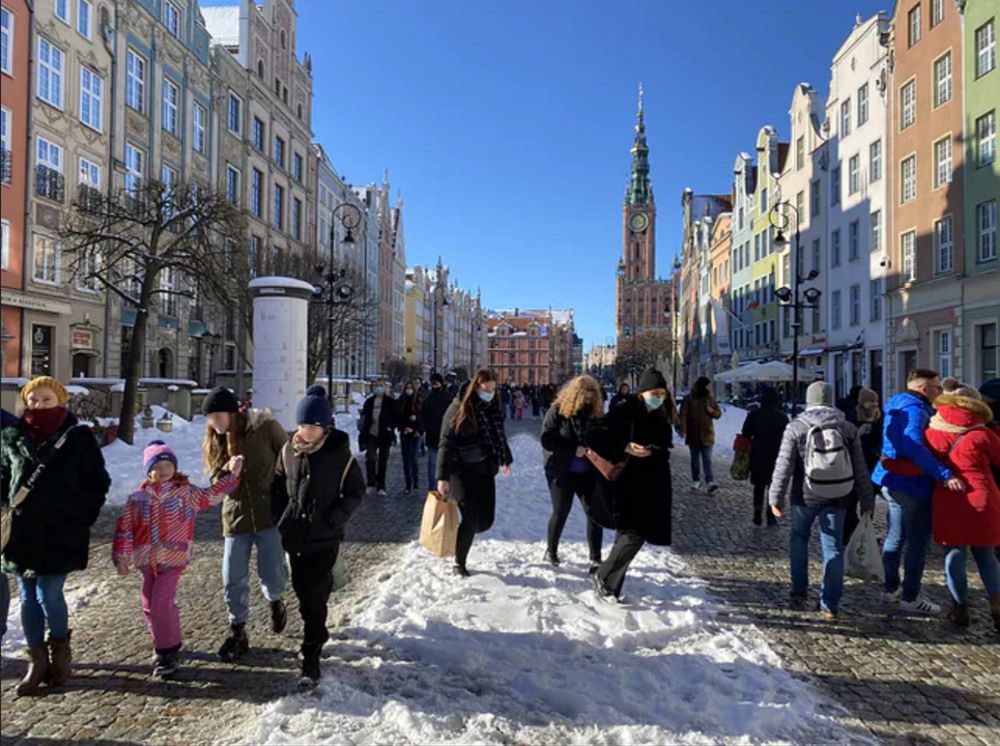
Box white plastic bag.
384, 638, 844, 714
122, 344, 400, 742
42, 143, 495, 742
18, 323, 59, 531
845, 514, 884, 582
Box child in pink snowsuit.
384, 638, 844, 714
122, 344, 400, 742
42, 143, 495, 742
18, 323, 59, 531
113, 440, 243, 678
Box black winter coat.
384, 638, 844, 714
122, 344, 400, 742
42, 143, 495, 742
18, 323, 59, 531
271, 429, 366, 554
1, 413, 110, 576
422, 388, 452, 448
396, 393, 425, 438
585, 396, 673, 545
541, 407, 595, 483
358, 395, 397, 451
740, 406, 790, 486
608, 393, 630, 411
436, 396, 513, 482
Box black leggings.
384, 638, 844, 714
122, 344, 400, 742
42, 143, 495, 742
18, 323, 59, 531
288, 546, 338, 645
365, 444, 391, 490
547, 474, 603, 561
753, 482, 776, 523
451, 462, 497, 567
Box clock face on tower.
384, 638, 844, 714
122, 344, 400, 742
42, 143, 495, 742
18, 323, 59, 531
629, 212, 649, 233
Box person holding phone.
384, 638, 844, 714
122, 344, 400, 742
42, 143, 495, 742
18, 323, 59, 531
585, 368, 676, 603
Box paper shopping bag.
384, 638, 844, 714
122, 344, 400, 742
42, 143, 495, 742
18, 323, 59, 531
419, 491, 459, 558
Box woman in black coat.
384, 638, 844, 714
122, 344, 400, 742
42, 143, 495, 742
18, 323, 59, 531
585, 368, 675, 602
739, 386, 789, 526
541, 375, 605, 570
1, 377, 110, 695
436, 369, 513, 577
358, 380, 397, 495
396, 381, 424, 495
608, 383, 631, 411
271, 386, 366, 688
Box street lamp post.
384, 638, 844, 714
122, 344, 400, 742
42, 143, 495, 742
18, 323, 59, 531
433, 283, 450, 373
771, 201, 821, 416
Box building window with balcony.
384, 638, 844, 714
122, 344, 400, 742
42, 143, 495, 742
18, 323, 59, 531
273, 135, 285, 168
164, 1, 181, 39
978, 110, 996, 167
193, 102, 206, 153
901, 155, 917, 202
37, 37, 64, 109
869, 139, 882, 181
979, 200, 997, 262
900, 80, 916, 129
857, 82, 869, 126
933, 137, 952, 188
870, 209, 881, 253
291, 197, 301, 240
848, 154, 860, 195
252, 117, 265, 150
908, 4, 921, 47
933, 52, 952, 107
901, 230, 916, 281
0, 7, 12, 75
35, 137, 63, 202
227, 92, 241, 133
124, 142, 143, 196
162, 78, 179, 134
976, 20, 996, 78
226, 164, 241, 205
33, 235, 60, 284
251, 168, 263, 217
840, 99, 851, 137
78, 156, 100, 199
79, 67, 103, 131
273, 183, 284, 229
126, 49, 145, 112
935, 215, 953, 274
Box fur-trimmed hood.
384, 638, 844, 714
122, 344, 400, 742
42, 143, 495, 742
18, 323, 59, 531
929, 393, 992, 433
244, 407, 274, 433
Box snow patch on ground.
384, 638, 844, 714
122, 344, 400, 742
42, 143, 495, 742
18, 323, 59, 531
243, 433, 859, 745
1, 580, 107, 657
710, 404, 748, 460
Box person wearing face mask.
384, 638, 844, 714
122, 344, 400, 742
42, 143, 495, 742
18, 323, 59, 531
1, 377, 110, 696
396, 381, 425, 495
359, 380, 398, 496
586, 368, 676, 603
201, 386, 290, 662
113, 442, 244, 679
436, 369, 513, 576
422, 373, 452, 492
271, 386, 366, 688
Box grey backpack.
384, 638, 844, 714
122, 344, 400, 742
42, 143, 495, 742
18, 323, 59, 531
804, 424, 854, 499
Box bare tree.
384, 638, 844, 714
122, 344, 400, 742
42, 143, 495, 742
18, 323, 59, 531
615, 330, 674, 387
383, 358, 423, 385
60, 181, 246, 444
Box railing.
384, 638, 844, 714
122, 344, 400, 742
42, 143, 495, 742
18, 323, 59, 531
0, 148, 12, 185
76, 184, 103, 211
35, 165, 65, 202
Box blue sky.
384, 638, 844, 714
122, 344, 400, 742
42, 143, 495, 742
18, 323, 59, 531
208, 0, 889, 348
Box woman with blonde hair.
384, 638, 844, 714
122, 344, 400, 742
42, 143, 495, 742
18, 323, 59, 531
541, 375, 605, 570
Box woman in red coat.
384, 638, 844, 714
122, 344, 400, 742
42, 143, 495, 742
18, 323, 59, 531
925, 392, 1000, 631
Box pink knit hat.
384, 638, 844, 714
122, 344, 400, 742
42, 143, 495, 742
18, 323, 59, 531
144, 440, 178, 474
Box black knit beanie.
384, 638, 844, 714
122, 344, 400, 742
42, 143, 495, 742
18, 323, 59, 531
296, 385, 332, 429
202, 386, 240, 415
638, 368, 667, 393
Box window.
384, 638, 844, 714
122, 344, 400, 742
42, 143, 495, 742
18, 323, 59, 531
760, 187, 768, 213
37, 38, 64, 109
849, 221, 860, 261
193, 102, 206, 153
812, 238, 821, 272
252, 117, 265, 150
869, 139, 882, 182
796, 191, 804, 223
937, 330, 952, 378
162, 78, 178, 134
869, 278, 882, 322
830, 167, 840, 206
930, 0, 943, 27
0, 218, 9, 270
33, 235, 59, 284
831, 290, 842, 330
273, 183, 284, 228
292, 197, 302, 240
251, 168, 262, 217
977, 110, 996, 167
77, 0, 91, 38
831, 229, 841, 267
848, 154, 860, 195
870, 210, 882, 253
55, 0, 68, 23
226, 165, 240, 205
810, 179, 821, 217
227, 92, 241, 133
249, 235, 261, 277
840, 99, 851, 137
901, 80, 916, 129
979, 200, 997, 262
979, 324, 998, 382
935, 216, 953, 273
273, 135, 285, 168
126, 50, 145, 112
933, 137, 952, 188
908, 4, 921, 47
124, 142, 143, 195
0, 107, 9, 184
901, 155, 917, 203
754, 233, 761, 262
796, 136, 804, 170
164, 1, 181, 38
849, 284, 861, 326
292, 152, 303, 182
76, 250, 98, 292
78, 156, 100, 189
857, 83, 869, 126
737, 206, 744, 230
0, 7, 11, 75
902, 230, 916, 281
812, 304, 821, 335
79, 67, 103, 131
933, 53, 952, 107
976, 21, 996, 78
160, 266, 178, 317
35, 137, 63, 201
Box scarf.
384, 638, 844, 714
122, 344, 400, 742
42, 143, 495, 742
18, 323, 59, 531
928, 414, 985, 435
22, 406, 69, 445
292, 431, 329, 456
473, 397, 508, 466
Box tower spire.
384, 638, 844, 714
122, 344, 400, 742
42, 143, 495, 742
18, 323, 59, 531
627, 83, 652, 207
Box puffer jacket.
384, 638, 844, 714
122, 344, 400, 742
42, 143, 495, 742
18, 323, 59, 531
769, 406, 874, 512
113, 473, 239, 572
926, 394, 1000, 547
871, 391, 951, 502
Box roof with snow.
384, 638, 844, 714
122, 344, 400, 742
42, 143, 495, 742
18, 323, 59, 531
201, 6, 240, 47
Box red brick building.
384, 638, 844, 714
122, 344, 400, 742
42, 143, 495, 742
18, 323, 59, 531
487, 309, 576, 385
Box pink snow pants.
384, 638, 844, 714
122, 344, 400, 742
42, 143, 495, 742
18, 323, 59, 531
140, 568, 183, 652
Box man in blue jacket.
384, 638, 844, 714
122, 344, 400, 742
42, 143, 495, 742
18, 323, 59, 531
872, 368, 964, 615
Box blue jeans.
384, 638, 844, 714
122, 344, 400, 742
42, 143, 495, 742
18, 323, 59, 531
427, 447, 439, 491
401, 434, 421, 490
944, 546, 1000, 604
690, 444, 715, 484
882, 490, 932, 602
790, 504, 846, 613
17, 574, 69, 646
1, 572, 9, 639
222, 527, 289, 624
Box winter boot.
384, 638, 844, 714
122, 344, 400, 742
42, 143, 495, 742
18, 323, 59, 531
15, 645, 50, 696
217, 622, 249, 662
948, 602, 971, 627
543, 549, 560, 566
990, 594, 1000, 633
270, 599, 288, 634
46, 631, 72, 687
298, 642, 323, 689
153, 646, 181, 679
452, 563, 471, 578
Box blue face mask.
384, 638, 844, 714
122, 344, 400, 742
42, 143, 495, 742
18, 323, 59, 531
478, 390, 496, 403
373, 386, 385, 396
405, 388, 414, 396
643, 395, 664, 411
